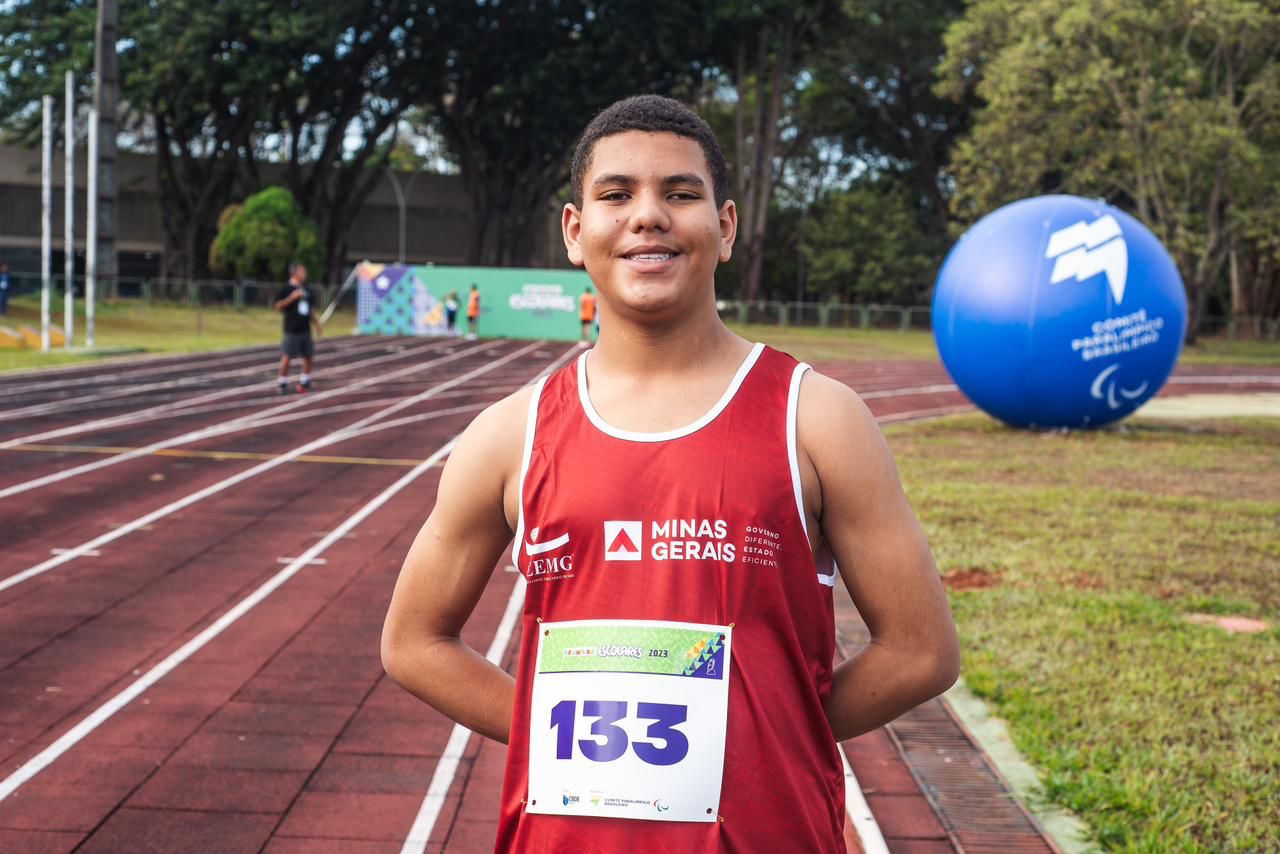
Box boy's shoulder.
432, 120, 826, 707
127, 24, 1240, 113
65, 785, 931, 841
456, 383, 538, 467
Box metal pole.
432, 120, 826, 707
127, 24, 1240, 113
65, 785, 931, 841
94, 0, 119, 298
86, 108, 98, 348
41, 96, 53, 352
64, 71, 75, 348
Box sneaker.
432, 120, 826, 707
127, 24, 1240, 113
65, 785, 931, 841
277, 382, 289, 395
296, 380, 311, 393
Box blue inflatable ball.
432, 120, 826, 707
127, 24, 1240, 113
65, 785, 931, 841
932, 195, 1188, 429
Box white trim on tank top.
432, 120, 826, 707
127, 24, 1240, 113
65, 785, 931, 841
511, 375, 550, 566
576, 341, 765, 442
788, 362, 838, 588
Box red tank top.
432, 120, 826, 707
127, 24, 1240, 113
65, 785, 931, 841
496, 343, 844, 852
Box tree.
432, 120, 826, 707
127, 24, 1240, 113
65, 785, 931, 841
801, 175, 944, 304
208, 186, 321, 282
0, 0, 430, 283
405, 0, 714, 267
263, 0, 433, 282
710, 0, 842, 304
937, 0, 1280, 340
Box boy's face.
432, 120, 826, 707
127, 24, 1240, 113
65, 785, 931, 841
563, 131, 735, 321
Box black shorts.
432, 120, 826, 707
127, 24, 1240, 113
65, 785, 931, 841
282, 333, 315, 358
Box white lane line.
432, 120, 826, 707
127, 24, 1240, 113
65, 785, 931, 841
0, 342, 581, 803
1168, 374, 1280, 384
0, 337, 457, 450
876, 405, 974, 424
1, 384, 264, 451
0, 340, 495, 498
840, 743, 890, 854
399, 581, 526, 854
0, 342, 545, 593
0, 436, 460, 803
860, 383, 958, 399
0, 335, 396, 398
0, 336, 453, 423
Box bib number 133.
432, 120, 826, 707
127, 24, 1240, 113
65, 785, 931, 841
527, 619, 732, 822
549, 700, 689, 765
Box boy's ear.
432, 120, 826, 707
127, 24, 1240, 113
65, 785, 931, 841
563, 203, 585, 267
718, 199, 738, 263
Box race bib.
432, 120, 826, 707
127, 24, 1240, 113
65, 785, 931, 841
527, 619, 732, 823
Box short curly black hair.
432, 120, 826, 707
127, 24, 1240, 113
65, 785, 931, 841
570, 95, 729, 209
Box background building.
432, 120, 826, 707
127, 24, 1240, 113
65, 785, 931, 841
0, 143, 564, 288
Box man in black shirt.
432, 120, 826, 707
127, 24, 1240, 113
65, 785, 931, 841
274, 262, 323, 393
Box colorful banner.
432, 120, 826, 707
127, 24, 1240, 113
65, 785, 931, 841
356, 262, 596, 342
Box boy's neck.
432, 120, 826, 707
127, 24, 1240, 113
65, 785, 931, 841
589, 309, 748, 379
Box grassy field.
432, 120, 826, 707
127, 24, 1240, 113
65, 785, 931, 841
2, 295, 1275, 372
888, 413, 1279, 852
0, 296, 359, 373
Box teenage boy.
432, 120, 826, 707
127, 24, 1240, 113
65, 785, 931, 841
274, 262, 322, 393
382, 95, 959, 852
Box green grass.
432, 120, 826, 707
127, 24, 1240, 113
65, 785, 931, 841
0, 295, 357, 373
727, 323, 942, 361
2, 294, 1275, 372
1178, 335, 1280, 366
887, 414, 1280, 852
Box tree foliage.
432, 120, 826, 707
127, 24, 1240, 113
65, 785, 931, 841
937, 0, 1280, 338
402, 0, 715, 267
208, 186, 321, 282
801, 175, 945, 304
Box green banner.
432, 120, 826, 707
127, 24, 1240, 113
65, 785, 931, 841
537, 622, 728, 679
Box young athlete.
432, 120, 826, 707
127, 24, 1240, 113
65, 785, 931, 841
382, 95, 959, 852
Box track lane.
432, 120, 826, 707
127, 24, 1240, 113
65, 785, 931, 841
1, 346, 1274, 852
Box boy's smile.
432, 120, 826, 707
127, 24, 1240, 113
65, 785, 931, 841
564, 131, 736, 321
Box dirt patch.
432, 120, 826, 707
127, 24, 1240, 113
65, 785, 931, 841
1183, 613, 1271, 634
1070, 574, 1106, 590
943, 567, 1000, 591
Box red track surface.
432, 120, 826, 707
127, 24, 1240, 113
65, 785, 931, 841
1, 338, 1275, 853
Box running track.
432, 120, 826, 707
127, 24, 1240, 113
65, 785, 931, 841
1, 337, 1275, 854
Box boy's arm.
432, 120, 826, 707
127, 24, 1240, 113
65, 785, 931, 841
381, 390, 530, 743
798, 372, 960, 743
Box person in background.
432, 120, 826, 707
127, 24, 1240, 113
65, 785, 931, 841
444, 290, 460, 336
467, 284, 481, 339
0, 261, 10, 316
273, 262, 322, 394
578, 284, 596, 346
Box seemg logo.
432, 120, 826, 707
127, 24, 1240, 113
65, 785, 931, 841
1045, 215, 1129, 303
603, 521, 642, 561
